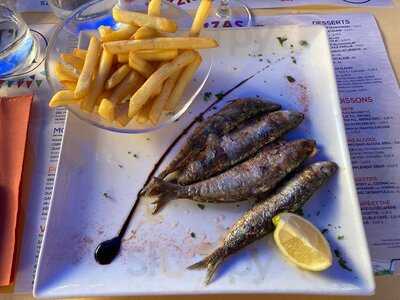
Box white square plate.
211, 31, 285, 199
34, 26, 374, 298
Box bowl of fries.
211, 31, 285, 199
46, 0, 217, 133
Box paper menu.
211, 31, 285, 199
255, 13, 400, 275
16, 0, 51, 12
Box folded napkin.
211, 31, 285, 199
0, 95, 32, 286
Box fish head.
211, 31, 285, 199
269, 110, 305, 127
311, 161, 338, 178
293, 139, 317, 157
229, 98, 281, 113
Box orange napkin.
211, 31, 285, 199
0, 95, 32, 286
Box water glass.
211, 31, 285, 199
48, 0, 94, 19
0, 4, 37, 78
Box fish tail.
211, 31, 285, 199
187, 248, 225, 285
145, 171, 180, 197
151, 195, 170, 214
149, 178, 183, 214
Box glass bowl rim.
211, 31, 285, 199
45, 0, 213, 134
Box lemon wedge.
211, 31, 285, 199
273, 212, 332, 271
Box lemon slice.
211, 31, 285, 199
273, 212, 332, 271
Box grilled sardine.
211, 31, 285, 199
178, 110, 304, 185
151, 139, 316, 212
188, 161, 338, 284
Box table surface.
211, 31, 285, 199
1, 1, 400, 299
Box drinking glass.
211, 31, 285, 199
48, 0, 94, 19
205, 0, 253, 29
0, 2, 38, 78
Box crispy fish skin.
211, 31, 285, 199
152, 139, 316, 207
178, 111, 304, 185
157, 98, 281, 179
188, 161, 338, 285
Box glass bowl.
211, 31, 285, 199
46, 0, 213, 133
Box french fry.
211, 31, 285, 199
101, 24, 139, 42
98, 25, 112, 39
132, 26, 160, 40
80, 49, 114, 112
54, 62, 79, 82
75, 36, 101, 98
129, 50, 196, 117
73, 48, 87, 60
104, 37, 218, 54
96, 89, 113, 105
128, 52, 156, 78
49, 90, 81, 107
135, 98, 154, 124
60, 53, 84, 71
165, 53, 202, 111
60, 80, 77, 90
112, 6, 177, 33
109, 70, 145, 104
136, 49, 178, 61
189, 0, 212, 37
105, 64, 131, 90
148, 0, 161, 16
149, 70, 180, 124
114, 102, 132, 127
98, 70, 144, 121
117, 53, 129, 63
98, 98, 115, 121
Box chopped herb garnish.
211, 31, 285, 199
203, 91, 212, 101
299, 40, 309, 47
334, 249, 341, 258
337, 235, 344, 240
197, 204, 205, 210
338, 257, 352, 272
190, 232, 196, 238
103, 192, 112, 199
133, 154, 138, 158
291, 56, 297, 64
215, 92, 224, 100
321, 228, 328, 234
290, 44, 294, 48
286, 75, 296, 83
277, 36, 288, 46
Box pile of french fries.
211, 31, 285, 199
49, 0, 215, 127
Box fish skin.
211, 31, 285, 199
157, 98, 281, 180
151, 139, 316, 209
178, 110, 304, 185
188, 161, 338, 285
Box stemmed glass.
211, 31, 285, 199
204, 0, 253, 29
